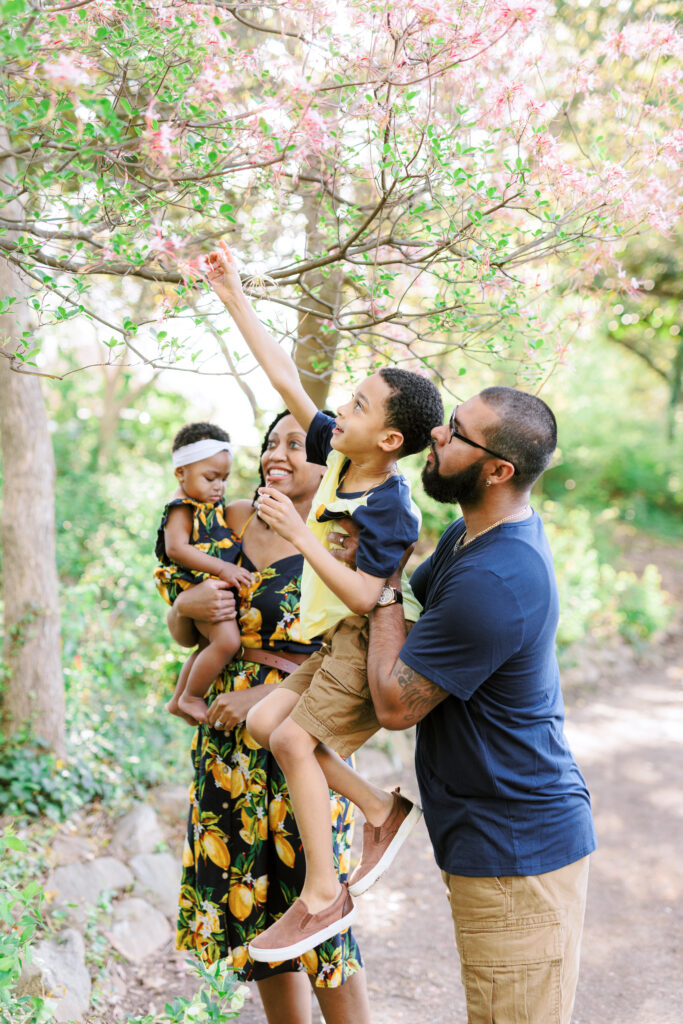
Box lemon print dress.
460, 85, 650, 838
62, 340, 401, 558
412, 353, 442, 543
154, 497, 240, 605
175, 540, 362, 987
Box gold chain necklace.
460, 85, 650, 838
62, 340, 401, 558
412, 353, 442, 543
455, 506, 531, 551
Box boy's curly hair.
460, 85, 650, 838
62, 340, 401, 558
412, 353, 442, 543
172, 422, 231, 451
379, 368, 444, 457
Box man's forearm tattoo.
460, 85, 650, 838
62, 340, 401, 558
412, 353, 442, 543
394, 659, 445, 725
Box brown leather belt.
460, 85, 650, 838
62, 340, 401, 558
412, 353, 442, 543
239, 646, 309, 676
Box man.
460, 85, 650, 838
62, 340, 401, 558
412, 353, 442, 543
362, 386, 597, 1024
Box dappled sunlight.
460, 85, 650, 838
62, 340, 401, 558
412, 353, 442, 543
566, 682, 683, 763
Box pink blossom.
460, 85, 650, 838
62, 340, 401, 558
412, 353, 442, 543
554, 340, 573, 366
147, 226, 184, 258
498, 2, 538, 24
42, 54, 93, 89
151, 122, 177, 157
602, 20, 682, 62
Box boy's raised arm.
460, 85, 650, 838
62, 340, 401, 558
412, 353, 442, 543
206, 244, 318, 432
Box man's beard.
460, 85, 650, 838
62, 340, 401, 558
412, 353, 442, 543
421, 448, 487, 507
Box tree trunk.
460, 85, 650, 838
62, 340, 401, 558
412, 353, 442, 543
295, 198, 343, 409
0, 203, 65, 754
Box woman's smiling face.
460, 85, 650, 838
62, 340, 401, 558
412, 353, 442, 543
261, 414, 324, 504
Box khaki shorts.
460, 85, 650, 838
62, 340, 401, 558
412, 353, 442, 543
280, 614, 380, 759
442, 856, 590, 1024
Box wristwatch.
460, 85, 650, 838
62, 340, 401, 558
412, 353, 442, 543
376, 585, 403, 607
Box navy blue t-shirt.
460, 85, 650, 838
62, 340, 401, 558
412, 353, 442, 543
401, 512, 597, 877
305, 411, 420, 578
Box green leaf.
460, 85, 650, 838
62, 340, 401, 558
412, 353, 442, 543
2, 836, 26, 852
2, 0, 27, 15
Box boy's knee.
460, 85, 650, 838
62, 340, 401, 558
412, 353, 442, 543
246, 704, 271, 749
270, 719, 306, 764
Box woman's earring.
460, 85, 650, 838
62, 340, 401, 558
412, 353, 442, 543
485, 480, 492, 487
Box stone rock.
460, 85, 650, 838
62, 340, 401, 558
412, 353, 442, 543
129, 852, 182, 920
50, 833, 97, 867
108, 804, 165, 859
17, 928, 91, 1022
45, 857, 133, 928
151, 784, 190, 821
105, 897, 172, 962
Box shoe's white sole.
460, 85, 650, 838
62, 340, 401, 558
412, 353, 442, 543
348, 802, 423, 896
248, 905, 357, 962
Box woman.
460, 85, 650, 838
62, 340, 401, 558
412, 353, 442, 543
167, 411, 371, 1024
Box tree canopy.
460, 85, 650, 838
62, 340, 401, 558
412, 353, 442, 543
0, 0, 680, 391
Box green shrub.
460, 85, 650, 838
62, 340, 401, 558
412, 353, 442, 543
126, 957, 249, 1023
0, 830, 50, 1024
603, 562, 672, 648
542, 505, 604, 647
0, 670, 192, 819
542, 502, 673, 649
540, 334, 683, 541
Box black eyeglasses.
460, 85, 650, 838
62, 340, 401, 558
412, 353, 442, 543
448, 408, 517, 473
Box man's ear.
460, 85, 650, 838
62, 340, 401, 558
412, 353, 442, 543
487, 461, 516, 486
378, 428, 404, 455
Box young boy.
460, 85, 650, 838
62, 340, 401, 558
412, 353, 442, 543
205, 243, 444, 960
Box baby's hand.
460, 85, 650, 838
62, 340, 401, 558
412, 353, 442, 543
206, 241, 244, 304
218, 563, 253, 589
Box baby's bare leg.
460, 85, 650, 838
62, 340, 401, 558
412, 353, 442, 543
178, 618, 241, 723
167, 650, 198, 722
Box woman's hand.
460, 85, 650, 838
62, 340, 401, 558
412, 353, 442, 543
328, 517, 360, 568
173, 578, 237, 625
205, 241, 244, 306
256, 486, 307, 544
206, 688, 266, 732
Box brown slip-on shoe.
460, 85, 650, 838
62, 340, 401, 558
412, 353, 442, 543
248, 884, 356, 962
348, 787, 423, 896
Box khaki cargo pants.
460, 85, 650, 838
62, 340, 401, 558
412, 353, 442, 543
442, 856, 590, 1024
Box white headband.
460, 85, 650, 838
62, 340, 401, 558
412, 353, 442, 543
172, 438, 233, 469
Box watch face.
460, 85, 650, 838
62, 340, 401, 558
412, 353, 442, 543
378, 586, 392, 606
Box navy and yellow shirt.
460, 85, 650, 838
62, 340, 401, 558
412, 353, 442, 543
301, 411, 421, 640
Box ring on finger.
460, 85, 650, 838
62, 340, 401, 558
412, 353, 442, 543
214, 719, 224, 729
